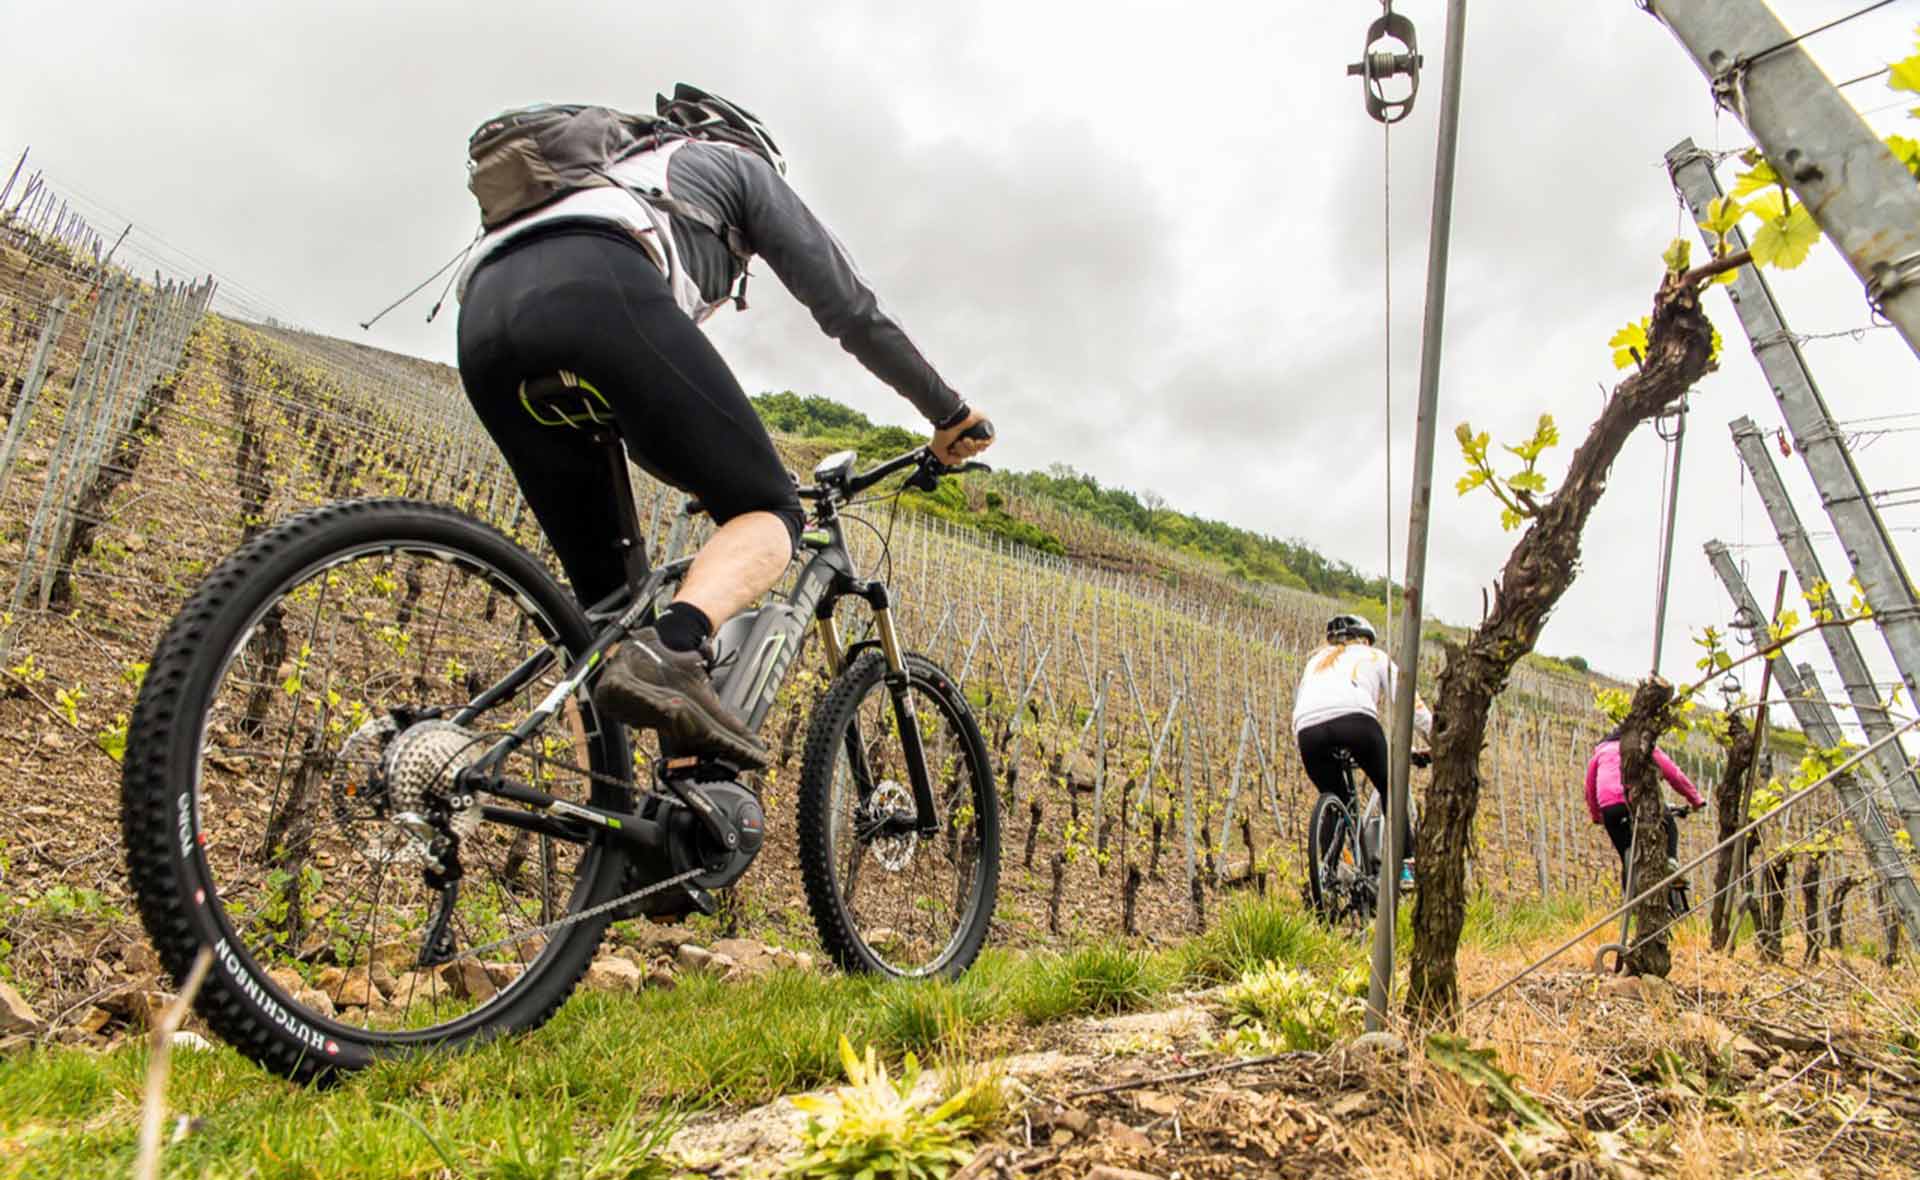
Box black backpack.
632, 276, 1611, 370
466, 104, 672, 230
466, 103, 756, 306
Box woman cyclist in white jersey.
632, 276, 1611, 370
1293, 614, 1431, 885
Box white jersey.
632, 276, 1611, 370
1291, 642, 1432, 736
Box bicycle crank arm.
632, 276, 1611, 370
461, 772, 666, 854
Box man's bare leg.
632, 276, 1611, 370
673, 511, 792, 627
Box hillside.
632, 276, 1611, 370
752, 390, 1391, 602
1, 209, 1909, 1177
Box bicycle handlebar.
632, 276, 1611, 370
798, 443, 992, 505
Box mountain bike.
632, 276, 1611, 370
1594, 803, 1696, 973
1304, 748, 1426, 929
120, 375, 1000, 1081
1638, 804, 1696, 921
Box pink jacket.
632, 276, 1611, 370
1584, 739, 1705, 823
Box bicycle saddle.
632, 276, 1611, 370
518, 371, 616, 429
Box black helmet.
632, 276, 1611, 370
1327, 614, 1377, 645
656, 83, 786, 175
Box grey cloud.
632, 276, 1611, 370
3, 0, 1913, 698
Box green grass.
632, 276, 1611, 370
0, 894, 1602, 1178
1458, 891, 1595, 951
1178, 895, 1363, 984
0, 941, 1176, 1179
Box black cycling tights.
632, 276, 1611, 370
1297, 712, 1411, 856
457, 227, 803, 606
1599, 803, 1679, 893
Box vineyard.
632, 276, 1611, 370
0, 173, 1897, 1029
3, 144, 1919, 1176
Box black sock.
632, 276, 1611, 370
654, 601, 713, 653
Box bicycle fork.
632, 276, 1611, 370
821, 586, 940, 836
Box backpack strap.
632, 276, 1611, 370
592, 165, 757, 310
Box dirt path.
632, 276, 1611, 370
668, 959, 1919, 1180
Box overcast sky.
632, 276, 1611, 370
5, 0, 1918, 714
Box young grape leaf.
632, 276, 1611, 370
1663, 237, 1691, 277
1698, 195, 1744, 238
1455, 468, 1489, 496
1507, 470, 1548, 495
1730, 156, 1781, 199
1752, 203, 1820, 270
1744, 190, 1786, 223
1453, 422, 1490, 463
1608, 318, 1650, 370
1889, 52, 1920, 95
1888, 134, 1920, 178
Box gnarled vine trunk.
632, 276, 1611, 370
1408, 272, 1718, 1022
1618, 677, 1678, 978
1709, 716, 1758, 951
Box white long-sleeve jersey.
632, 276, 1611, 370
1291, 642, 1433, 737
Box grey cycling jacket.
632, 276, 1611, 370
456, 139, 964, 425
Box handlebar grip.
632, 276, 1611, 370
960, 419, 995, 442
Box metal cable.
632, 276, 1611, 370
1738, 0, 1903, 70
1465, 715, 1920, 1014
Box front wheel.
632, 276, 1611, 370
797, 650, 999, 978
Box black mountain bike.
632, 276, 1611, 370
1635, 804, 1695, 921
1304, 748, 1426, 929
1594, 804, 1696, 973
121, 376, 1000, 1080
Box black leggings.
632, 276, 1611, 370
1599, 803, 1679, 892
457, 227, 803, 606
1297, 713, 1411, 856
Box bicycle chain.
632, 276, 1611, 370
429, 748, 717, 968
442, 863, 708, 968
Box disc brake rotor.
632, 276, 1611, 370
867, 781, 917, 871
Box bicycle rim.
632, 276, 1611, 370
814, 655, 994, 977
176, 534, 616, 1041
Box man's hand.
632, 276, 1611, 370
932, 406, 995, 466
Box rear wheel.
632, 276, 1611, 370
1306, 792, 1362, 927
121, 499, 632, 1081
797, 650, 999, 978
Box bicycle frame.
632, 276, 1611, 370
439, 428, 942, 859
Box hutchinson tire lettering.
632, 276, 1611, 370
214, 937, 328, 1054
176, 791, 194, 858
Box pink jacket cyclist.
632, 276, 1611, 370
1584, 739, 1704, 824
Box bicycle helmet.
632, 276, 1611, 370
656, 83, 786, 175
1326, 614, 1377, 645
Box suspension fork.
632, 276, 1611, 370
817, 612, 878, 800
824, 584, 939, 834
869, 586, 939, 835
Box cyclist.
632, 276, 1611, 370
453, 87, 994, 768
1584, 726, 1705, 892
1293, 614, 1432, 887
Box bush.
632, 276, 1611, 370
786, 1037, 979, 1180
1218, 960, 1364, 1053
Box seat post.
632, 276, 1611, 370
592, 428, 651, 591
